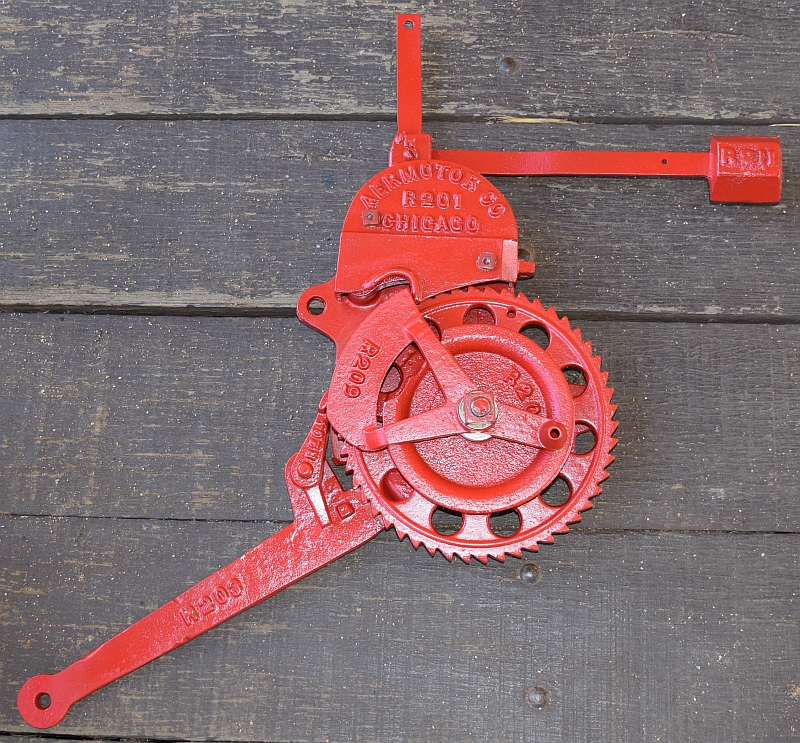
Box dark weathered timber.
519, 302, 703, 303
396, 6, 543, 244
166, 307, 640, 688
0, 121, 796, 319
2, 517, 798, 742
0, 1, 797, 121
0, 314, 797, 532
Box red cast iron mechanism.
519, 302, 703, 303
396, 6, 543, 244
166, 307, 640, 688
18, 14, 781, 728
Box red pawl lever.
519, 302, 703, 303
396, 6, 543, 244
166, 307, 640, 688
18, 13, 781, 729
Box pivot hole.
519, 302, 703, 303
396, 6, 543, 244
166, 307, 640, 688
308, 297, 326, 316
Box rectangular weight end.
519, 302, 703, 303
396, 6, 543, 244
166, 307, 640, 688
708, 136, 782, 203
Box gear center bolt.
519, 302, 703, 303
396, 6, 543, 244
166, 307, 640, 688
457, 390, 498, 442
380, 322, 576, 514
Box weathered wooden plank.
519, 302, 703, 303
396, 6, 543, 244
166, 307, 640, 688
1, 516, 797, 742
0, 315, 325, 523
0, 121, 796, 318
0, 1, 797, 121
0, 314, 797, 532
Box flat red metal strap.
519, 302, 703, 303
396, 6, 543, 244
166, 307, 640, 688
433, 136, 782, 204
396, 14, 423, 134
431, 149, 709, 177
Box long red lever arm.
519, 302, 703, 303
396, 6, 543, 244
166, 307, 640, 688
433, 140, 782, 203
433, 148, 709, 178
17, 405, 382, 729
395, 14, 782, 204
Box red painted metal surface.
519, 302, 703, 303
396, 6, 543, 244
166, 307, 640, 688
433, 138, 782, 203
343, 287, 616, 563
18, 12, 781, 729
17, 397, 382, 728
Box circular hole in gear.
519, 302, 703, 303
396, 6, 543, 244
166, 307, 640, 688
380, 364, 403, 394
562, 366, 587, 394
380, 468, 414, 502
540, 476, 571, 507
521, 323, 549, 349
463, 305, 496, 325
518, 247, 534, 263
35, 693, 51, 710
431, 507, 464, 536
489, 509, 522, 536
574, 426, 597, 455
308, 297, 325, 316
426, 319, 442, 340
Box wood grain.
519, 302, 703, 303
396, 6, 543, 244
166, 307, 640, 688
2, 517, 797, 742
0, 314, 796, 532
1, 2, 797, 741
0, 1, 796, 121
0, 121, 796, 319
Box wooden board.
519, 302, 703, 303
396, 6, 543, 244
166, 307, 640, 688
0, 314, 797, 532
0, 121, 796, 319
1, 2, 797, 741
1, 518, 798, 742
0, 1, 797, 121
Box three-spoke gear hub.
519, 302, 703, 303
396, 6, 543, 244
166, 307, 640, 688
345, 286, 617, 563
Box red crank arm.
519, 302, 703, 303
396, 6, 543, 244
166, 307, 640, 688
362, 398, 566, 451
18, 402, 382, 729
393, 14, 782, 204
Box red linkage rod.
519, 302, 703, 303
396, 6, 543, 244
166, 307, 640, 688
396, 14, 423, 135
394, 15, 782, 204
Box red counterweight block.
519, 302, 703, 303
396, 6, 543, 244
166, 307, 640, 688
707, 136, 782, 203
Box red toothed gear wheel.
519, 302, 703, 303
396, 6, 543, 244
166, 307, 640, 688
344, 286, 617, 563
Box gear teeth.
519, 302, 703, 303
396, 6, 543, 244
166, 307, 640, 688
345, 287, 617, 564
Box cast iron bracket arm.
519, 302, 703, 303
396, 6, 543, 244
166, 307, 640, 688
390, 14, 782, 204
